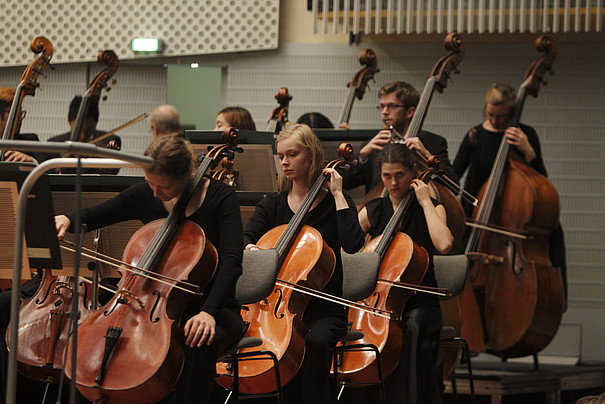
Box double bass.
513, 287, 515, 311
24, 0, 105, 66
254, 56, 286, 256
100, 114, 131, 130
69, 49, 118, 143
0, 36, 53, 292
0, 36, 53, 160
339, 48, 379, 127
462, 36, 564, 357
267, 87, 292, 133
365, 33, 469, 251
64, 131, 241, 403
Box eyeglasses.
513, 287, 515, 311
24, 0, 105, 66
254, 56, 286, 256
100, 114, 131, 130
376, 104, 407, 111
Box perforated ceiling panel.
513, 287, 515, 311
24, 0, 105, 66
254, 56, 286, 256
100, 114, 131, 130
0, 0, 279, 67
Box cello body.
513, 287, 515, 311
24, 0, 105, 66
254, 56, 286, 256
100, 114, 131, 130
465, 152, 563, 356
65, 219, 217, 404
336, 233, 428, 383
216, 224, 335, 393
8, 270, 92, 383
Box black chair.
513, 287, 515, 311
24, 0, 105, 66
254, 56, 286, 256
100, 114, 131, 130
218, 249, 284, 404
332, 251, 386, 404
433, 254, 476, 404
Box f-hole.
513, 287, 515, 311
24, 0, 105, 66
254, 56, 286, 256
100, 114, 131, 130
36, 279, 57, 305
150, 291, 161, 323
273, 288, 284, 319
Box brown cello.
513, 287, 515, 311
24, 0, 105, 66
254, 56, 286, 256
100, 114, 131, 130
339, 49, 380, 127
267, 87, 293, 133
334, 164, 445, 384
462, 36, 564, 357
63, 131, 240, 404
217, 144, 365, 394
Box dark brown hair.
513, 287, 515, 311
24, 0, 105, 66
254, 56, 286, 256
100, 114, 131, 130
218, 106, 256, 130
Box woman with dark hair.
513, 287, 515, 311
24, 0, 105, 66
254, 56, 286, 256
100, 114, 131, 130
349, 142, 452, 403
243, 123, 365, 403
214, 106, 256, 131
296, 112, 334, 129
55, 136, 244, 404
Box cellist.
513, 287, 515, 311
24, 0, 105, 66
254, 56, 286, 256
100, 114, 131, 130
452, 83, 567, 306
243, 124, 365, 403
55, 136, 245, 403
346, 142, 453, 403
214, 106, 256, 131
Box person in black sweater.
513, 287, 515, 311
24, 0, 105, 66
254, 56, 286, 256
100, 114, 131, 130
55, 136, 244, 403
242, 124, 365, 403
46, 95, 121, 174
342, 81, 458, 195
452, 83, 567, 307
347, 143, 452, 403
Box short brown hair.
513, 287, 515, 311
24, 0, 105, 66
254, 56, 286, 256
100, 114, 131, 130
378, 81, 420, 108
143, 136, 194, 180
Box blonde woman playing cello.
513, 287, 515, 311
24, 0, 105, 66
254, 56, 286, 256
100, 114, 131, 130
243, 124, 365, 403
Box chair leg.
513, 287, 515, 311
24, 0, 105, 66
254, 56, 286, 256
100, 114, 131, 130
223, 350, 284, 404
442, 337, 476, 404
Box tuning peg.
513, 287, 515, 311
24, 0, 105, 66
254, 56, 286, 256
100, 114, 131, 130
106, 87, 112, 92
111, 79, 117, 85
102, 95, 108, 101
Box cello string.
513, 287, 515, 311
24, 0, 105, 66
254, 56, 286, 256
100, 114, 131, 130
60, 240, 200, 290
59, 245, 203, 296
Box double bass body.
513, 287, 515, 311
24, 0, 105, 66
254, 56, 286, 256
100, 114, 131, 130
470, 152, 564, 356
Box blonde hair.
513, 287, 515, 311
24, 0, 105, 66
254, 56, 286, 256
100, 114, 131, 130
275, 124, 324, 192
484, 83, 516, 119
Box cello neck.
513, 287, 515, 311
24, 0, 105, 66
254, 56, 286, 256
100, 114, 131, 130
374, 192, 415, 258
274, 171, 327, 261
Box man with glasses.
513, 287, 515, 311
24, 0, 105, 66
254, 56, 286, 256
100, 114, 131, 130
343, 81, 458, 194
0, 87, 42, 163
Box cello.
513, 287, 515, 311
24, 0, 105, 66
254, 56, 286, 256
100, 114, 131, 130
63, 131, 241, 403
267, 87, 292, 133
339, 49, 379, 127
334, 162, 448, 384
462, 36, 564, 357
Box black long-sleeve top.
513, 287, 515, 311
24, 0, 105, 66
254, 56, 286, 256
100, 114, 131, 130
243, 190, 365, 315
65, 179, 243, 317
453, 123, 546, 216
365, 195, 441, 309
342, 130, 460, 193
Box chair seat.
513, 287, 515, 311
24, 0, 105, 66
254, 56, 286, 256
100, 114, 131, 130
340, 330, 365, 343
440, 325, 458, 340
237, 336, 263, 350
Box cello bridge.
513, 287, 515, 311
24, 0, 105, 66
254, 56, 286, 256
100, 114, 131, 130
116, 289, 145, 308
